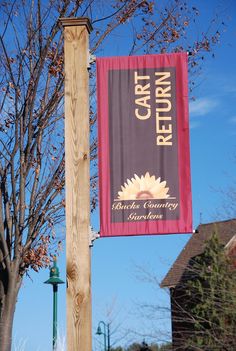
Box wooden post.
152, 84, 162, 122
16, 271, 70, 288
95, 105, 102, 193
60, 17, 93, 351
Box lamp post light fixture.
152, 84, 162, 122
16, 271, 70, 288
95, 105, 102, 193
44, 258, 65, 350
96, 321, 110, 351
140, 340, 151, 351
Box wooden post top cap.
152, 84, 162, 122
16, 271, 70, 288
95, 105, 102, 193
60, 17, 93, 33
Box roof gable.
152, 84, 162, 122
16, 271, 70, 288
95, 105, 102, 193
161, 219, 236, 288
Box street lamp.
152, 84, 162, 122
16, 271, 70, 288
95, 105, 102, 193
140, 340, 151, 351
44, 258, 65, 350
96, 321, 110, 351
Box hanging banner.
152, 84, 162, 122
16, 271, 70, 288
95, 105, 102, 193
97, 53, 192, 237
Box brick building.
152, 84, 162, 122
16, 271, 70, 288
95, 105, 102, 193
161, 219, 236, 350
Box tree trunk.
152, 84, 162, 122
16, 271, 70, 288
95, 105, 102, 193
0, 265, 22, 351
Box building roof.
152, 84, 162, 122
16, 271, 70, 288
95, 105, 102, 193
161, 219, 236, 288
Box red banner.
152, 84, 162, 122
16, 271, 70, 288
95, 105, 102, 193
97, 53, 192, 237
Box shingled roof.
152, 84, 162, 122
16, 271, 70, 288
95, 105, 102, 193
161, 219, 236, 288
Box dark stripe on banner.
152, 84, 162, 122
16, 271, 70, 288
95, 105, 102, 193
108, 67, 179, 223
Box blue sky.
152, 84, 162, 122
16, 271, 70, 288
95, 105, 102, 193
13, 1, 236, 350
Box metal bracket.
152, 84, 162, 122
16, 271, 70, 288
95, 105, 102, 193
89, 226, 100, 247
87, 51, 96, 70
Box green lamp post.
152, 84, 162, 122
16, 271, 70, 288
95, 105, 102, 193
44, 259, 65, 350
140, 340, 151, 351
96, 321, 110, 351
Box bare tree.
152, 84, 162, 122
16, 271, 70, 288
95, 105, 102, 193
0, 1, 223, 350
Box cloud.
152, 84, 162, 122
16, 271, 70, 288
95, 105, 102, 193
190, 120, 201, 130
189, 97, 219, 117
229, 116, 236, 124
223, 85, 236, 95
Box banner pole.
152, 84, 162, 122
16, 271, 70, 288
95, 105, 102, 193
60, 17, 93, 351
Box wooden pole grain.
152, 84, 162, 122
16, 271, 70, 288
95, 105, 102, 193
60, 17, 93, 351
